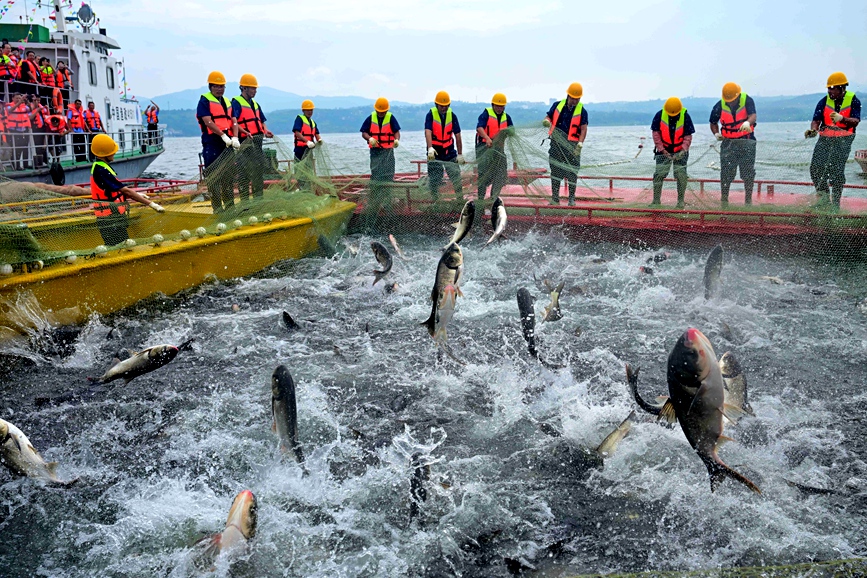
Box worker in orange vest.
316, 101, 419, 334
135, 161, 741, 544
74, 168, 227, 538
5, 92, 39, 170
0, 43, 16, 83
196, 70, 239, 213
16, 50, 41, 96
475, 93, 513, 202
543, 83, 588, 205
293, 99, 320, 190
28, 93, 50, 168
145, 100, 160, 146
231, 73, 273, 201
67, 98, 88, 163
55, 60, 73, 103
425, 91, 464, 202
360, 97, 401, 231
650, 97, 695, 208
46, 112, 69, 159
709, 82, 757, 206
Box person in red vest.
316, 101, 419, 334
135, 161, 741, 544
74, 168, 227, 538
424, 91, 464, 203
67, 98, 88, 163
5, 92, 39, 170
0, 100, 9, 162
55, 60, 73, 103
650, 97, 695, 208
543, 83, 588, 205
292, 99, 320, 190
231, 73, 273, 201
46, 112, 69, 158
84, 101, 104, 161
196, 70, 239, 213
144, 100, 160, 146
0, 43, 17, 84
805, 72, 861, 210
90, 133, 164, 245
709, 82, 757, 207
39, 57, 56, 103
27, 93, 50, 168
360, 97, 401, 231
475, 93, 513, 203
15, 50, 41, 96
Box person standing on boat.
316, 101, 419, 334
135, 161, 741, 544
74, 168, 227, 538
293, 99, 320, 191
231, 73, 273, 202
84, 101, 105, 162
476, 93, 513, 204
650, 97, 695, 208
46, 112, 69, 158
543, 83, 588, 206
197, 70, 240, 214
5, 93, 39, 170
425, 91, 464, 203
90, 134, 165, 246
55, 60, 73, 104
39, 57, 56, 104
709, 82, 757, 207
145, 101, 159, 146
360, 97, 401, 230
0, 43, 16, 85
15, 50, 40, 97
67, 99, 88, 163
28, 93, 49, 168
805, 72, 861, 210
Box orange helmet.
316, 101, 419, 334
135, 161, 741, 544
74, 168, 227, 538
663, 97, 683, 116
374, 97, 389, 113
721, 82, 741, 101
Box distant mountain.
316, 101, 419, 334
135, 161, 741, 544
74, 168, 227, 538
150, 87, 412, 111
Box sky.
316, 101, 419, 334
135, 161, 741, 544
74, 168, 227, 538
10, 0, 867, 103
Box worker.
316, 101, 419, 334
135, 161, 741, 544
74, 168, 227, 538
39, 57, 56, 103
145, 100, 160, 146
543, 82, 588, 206
45, 112, 69, 158
15, 50, 40, 95
360, 97, 401, 231
196, 70, 240, 214
231, 73, 273, 202
28, 93, 49, 168
805, 72, 861, 210
66, 99, 87, 163
424, 91, 464, 203
55, 60, 73, 103
476, 93, 513, 203
292, 99, 321, 191
0, 43, 16, 83
84, 100, 104, 162
90, 133, 164, 246
709, 82, 757, 206
650, 97, 695, 208
5, 93, 38, 170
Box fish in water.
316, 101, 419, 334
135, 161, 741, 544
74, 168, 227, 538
389, 234, 409, 261
421, 243, 464, 336
0, 419, 77, 485
282, 311, 299, 331
409, 453, 430, 522
718, 352, 754, 416
639, 266, 654, 275
198, 490, 258, 560
89, 343, 181, 384
664, 328, 760, 493
431, 284, 465, 364
371, 241, 393, 285
446, 200, 475, 248
271, 365, 304, 463
484, 197, 507, 247
704, 244, 724, 299
516, 287, 537, 357
542, 280, 565, 322
595, 411, 636, 459
648, 252, 671, 264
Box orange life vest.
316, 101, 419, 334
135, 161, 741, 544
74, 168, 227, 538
47, 114, 67, 134
6, 102, 31, 130
41, 65, 56, 87
146, 108, 158, 123
430, 107, 454, 149
56, 68, 72, 89
0, 54, 15, 80
31, 103, 48, 130
719, 93, 751, 139
368, 112, 395, 149
658, 109, 686, 153
18, 59, 40, 83
91, 161, 129, 218
295, 114, 317, 147
549, 99, 584, 142
67, 104, 86, 131
820, 91, 855, 137
198, 92, 233, 135
233, 96, 264, 136
479, 107, 508, 143
83, 109, 102, 131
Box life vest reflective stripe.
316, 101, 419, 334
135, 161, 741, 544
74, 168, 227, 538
483, 107, 508, 140
51, 88, 64, 113
146, 109, 158, 123
430, 107, 454, 149
549, 99, 584, 142
368, 112, 395, 149
198, 92, 233, 135
233, 96, 264, 136
6, 103, 31, 130
41, 66, 56, 87
719, 93, 750, 139
0, 55, 15, 79
820, 91, 855, 137
18, 59, 40, 83
659, 109, 686, 153
31, 104, 48, 130
91, 161, 129, 217
295, 114, 317, 146
83, 110, 102, 130
67, 104, 85, 131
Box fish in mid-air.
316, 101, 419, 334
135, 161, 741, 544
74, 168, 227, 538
371, 241, 393, 285
516, 287, 537, 357
389, 234, 409, 260
595, 411, 636, 459
445, 200, 475, 248
718, 351, 753, 416
704, 244, 724, 299
484, 197, 507, 247
542, 280, 565, 322
421, 243, 464, 336
0, 419, 77, 485
89, 343, 183, 384
271, 365, 304, 463
197, 490, 258, 561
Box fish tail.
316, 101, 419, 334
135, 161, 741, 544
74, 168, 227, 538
626, 364, 663, 416
86, 376, 101, 383
292, 444, 305, 464
707, 458, 761, 494
420, 303, 437, 337
372, 270, 387, 285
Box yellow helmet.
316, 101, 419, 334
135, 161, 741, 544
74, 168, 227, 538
491, 93, 507, 106
663, 96, 683, 116
722, 82, 741, 101
567, 82, 583, 99
239, 73, 258, 88
207, 70, 226, 85
91, 133, 118, 157
374, 97, 389, 113
827, 71, 848, 87
435, 91, 451, 106
301, 99, 315, 110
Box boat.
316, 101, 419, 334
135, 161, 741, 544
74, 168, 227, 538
0, 2, 163, 184
857, 149, 867, 175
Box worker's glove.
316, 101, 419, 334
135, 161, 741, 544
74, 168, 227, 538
149, 202, 165, 213
716, 133, 724, 141
315, 138, 323, 147
220, 134, 232, 147
574, 142, 583, 155
231, 137, 241, 150
139, 192, 150, 200
830, 112, 845, 123
542, 118, 551, 128
427, 147, 436, 161
739, 121, 752, 133
306, 140, 316, 149
393, 139, 400, 148
456, 154, 466, 165
368, 137, 379, 147
804, 129, 818, 139
672, 151, 684, 161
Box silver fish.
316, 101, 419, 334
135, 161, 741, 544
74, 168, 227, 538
703, 244, 724, 299
516, 287, 537, 357
199, 490, 258, 559
595, 411, 636, 459
484, 197, 507, 247
389, 234, 409, 261
90, 344, 180, 384
718, 352, 754, 416
371, 241, 393, 285
542, 280, 565, 322
271, 365, 304, 463
446, 200, 475, 248
421, 243, 463, 336
0, 419, 76, 485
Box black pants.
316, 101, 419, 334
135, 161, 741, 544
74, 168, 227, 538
11, 131, 31, 170
203, 138, 235, 214
31, 132, 47, 167
428, 155, 463, 201
810, 134, 855, 207
549, 139, 580, 203
237, 135, 265, 201
652, 152, 689, 206
48, 133, 66, 157
476, 143, 507, 200
294, 147, 315, 191
97, 213, 129, 246
147, 123, 159, 146
720, 138, 756, 204
363, 148, 396, 232
72, 132, 87, 163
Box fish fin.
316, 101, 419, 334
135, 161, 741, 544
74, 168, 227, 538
420, 304, 437, 337
657, 400, 677, 424
271, 419, 276, 434
111, 357, 121, 367
293, 445, 305, 464
543, 279, 553, 291
722, 404, 747, 424
708, 460, 761, 494
372, 270, 387, 285
177, 338, 195, 352
555, 281, 565, 293
125, 349, 138, 357
9, 435, 22, 453
717, 435, 735, 446
499, 233, 507, 241
655, 395, 670, 404
450, 222, 460, 228
455, 286, 464, 298
626, 364, 664, 417
53, 476, 80, 487
123, 378, 132, 385
437, 341, 467, 366
47, 461, 59, 475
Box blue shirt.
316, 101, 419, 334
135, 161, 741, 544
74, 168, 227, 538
196, 94, 232, 145
92, 163, 124, 195
67, 106, 84, 133
709, 95, 757, 141
546, 100, 589, 135
812, 93, 861, 133
230, 97, 268, 123
360, 113, 401, 135
476, 109, 514, 144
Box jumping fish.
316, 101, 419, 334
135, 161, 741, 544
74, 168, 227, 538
704, 244, 724, 299
542, 280, 565, 322
198, 490, 258, 559
89, 343, 181, 384
371, 241, 393, 285
595, 411, 636, 459
271, 365, 304, 463
421, 243, 463, 336
389, 234, 409, 261
445, 200, 475, 248
0, 419, 77, 485
282, 311, 299, 331
516, 287, 537, 357
718, 352, 754, 416
484, 197, 507, 247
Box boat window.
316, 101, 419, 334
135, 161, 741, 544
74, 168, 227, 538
88, 61, 97, 86
106, 66, 115, 89
105, 102, 111, 123
118, 129, 125, 150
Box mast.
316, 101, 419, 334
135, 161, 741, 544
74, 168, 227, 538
53, 0, 67, 34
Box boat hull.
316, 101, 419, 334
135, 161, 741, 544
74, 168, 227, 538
3, 152, 162, 185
